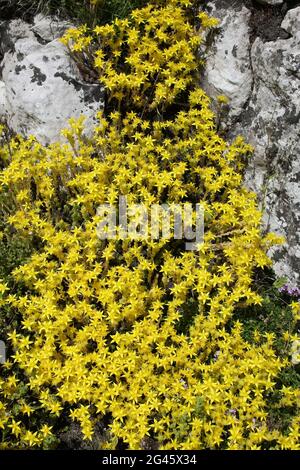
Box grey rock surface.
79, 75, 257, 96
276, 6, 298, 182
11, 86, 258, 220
256, 0, 283, 5
0, 16, 104, 145
201, 2, 252, 125
201, 3, 300, 284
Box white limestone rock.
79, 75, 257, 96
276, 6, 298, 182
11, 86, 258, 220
0, 81, 6, 113
281, 6, 300, 37
242, 9, 300, 283
200, 3, 252, 125
0, 16, 104, 145
201, 4, 300, 284
256, 0, 283, 5
31, 14, 73, 42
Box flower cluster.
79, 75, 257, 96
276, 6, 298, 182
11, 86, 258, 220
279, 284, 300, 299
0, 360, 56, 449
61, 0, 218, 113
0, 0, 299, 450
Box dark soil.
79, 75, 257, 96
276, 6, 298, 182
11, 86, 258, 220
203, 0, 300, 42
58, 421, 106, 450
249, 1, 300, 42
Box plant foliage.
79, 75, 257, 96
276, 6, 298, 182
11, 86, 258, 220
0, 0, 300, 450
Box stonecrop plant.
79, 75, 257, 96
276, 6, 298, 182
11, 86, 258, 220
0, 0, 300, 450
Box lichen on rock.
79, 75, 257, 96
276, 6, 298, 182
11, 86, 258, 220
0, 15, 104, 145
201, 2, 300, 284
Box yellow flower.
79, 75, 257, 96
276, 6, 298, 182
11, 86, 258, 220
23, 430, 39, 447
8, 420, 22, 437
217, 94, 229, 105
39, 424, 53, 438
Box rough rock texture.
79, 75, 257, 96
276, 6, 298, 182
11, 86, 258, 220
201, 2, 252, 124
31, 14, 73, 42
201, 2, 300, 284
257, 0, 283, 5
0, 15, 104, 145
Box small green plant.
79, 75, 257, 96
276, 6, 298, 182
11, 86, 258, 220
231, 268, 295, 354
0, 0, 149, 25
